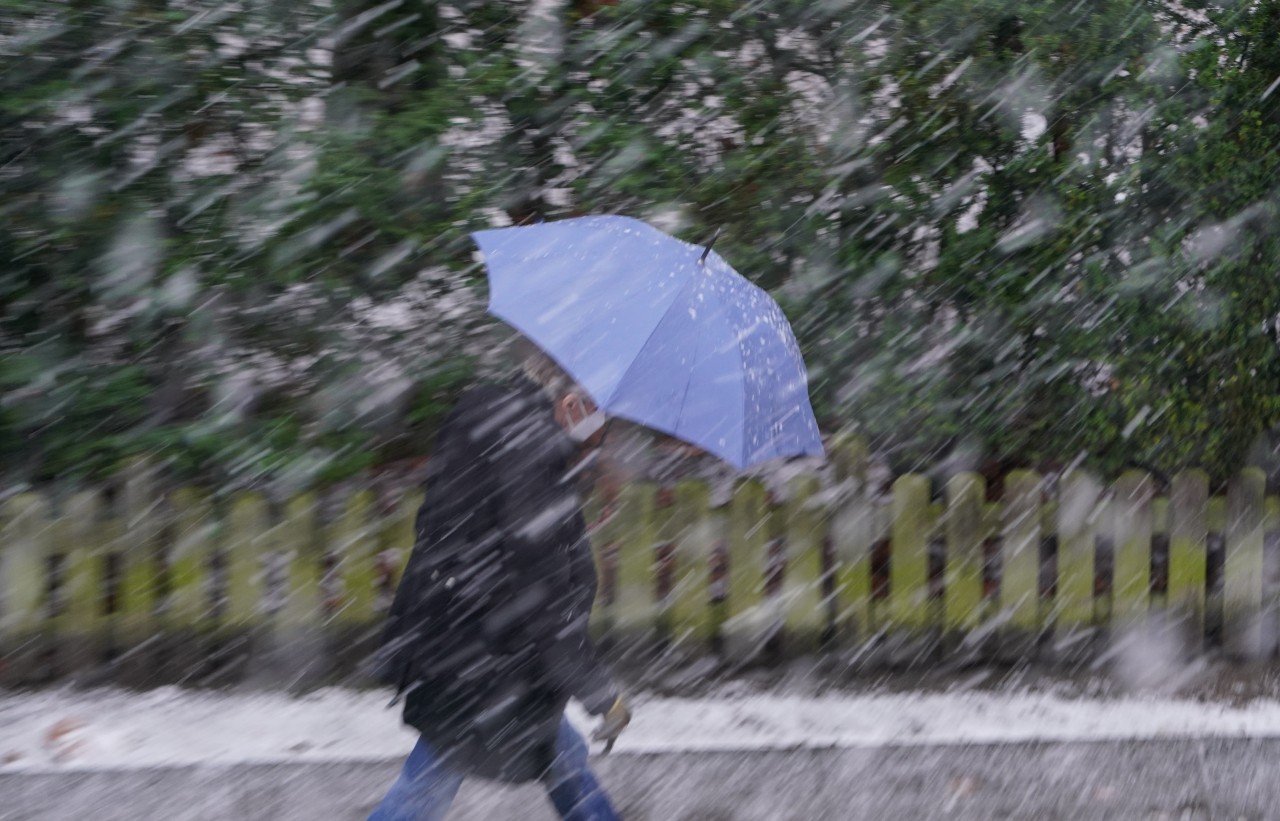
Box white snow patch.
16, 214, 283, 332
1022, 111, 1048, 142
5, 688, 1280, 773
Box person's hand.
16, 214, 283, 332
592, 696, 631, 754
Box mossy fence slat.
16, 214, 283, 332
3, 444, 1279, 687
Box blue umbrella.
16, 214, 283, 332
473, 215, 824, 470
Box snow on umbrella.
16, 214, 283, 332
473, 215, 824, 470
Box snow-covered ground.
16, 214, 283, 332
5, 686, 1280, 774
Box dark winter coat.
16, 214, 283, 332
373, 378, 617, 783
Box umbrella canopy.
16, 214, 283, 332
473, 215, 823, 470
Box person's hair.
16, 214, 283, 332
514, 338, 575, 400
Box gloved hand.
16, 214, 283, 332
591, 696, 631, 754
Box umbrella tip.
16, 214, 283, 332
698, 227, 722, 265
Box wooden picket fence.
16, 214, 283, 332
1, 443, 1278, 688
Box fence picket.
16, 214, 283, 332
117, 464, 163, 684
166, 488, 215, 682
1002, 471, 1042, 643
1113, 471, 1154, 624
1267, 497, 1280, 658
60, 491, 106, 675
227, 492, 270, 628
327, 489, 382, 677
671, 480, 714, 646
1169, 471, 1208, 635
833, 496, 875, 646
1225, 468, 1266, 657
784, 474, 825, 648
888, 475, 931, 633
583, 489, 614, 637
279, 493, 323, 632
615, 482, 657, 637
944, 473, 985, 633
0, 493, 52, 685
1057, 472, 1100, 632
832, 438, 873, 644
333, 490, 377, 626
725, 478, 770, 656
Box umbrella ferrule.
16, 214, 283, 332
698, 227, 722, 265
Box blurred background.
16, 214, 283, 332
9, 0, 1280, 492
7, 1, 1280, 819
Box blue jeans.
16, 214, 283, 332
369, 717, 620, 821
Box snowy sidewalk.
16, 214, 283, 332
5, 685, 1280, 773
6, 687, 1280, 819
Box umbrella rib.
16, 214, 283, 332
601, 274, 698, 407
736, 305, 750, 469
669, 298, 704, 443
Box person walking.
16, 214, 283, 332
368, 349, 630, 821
